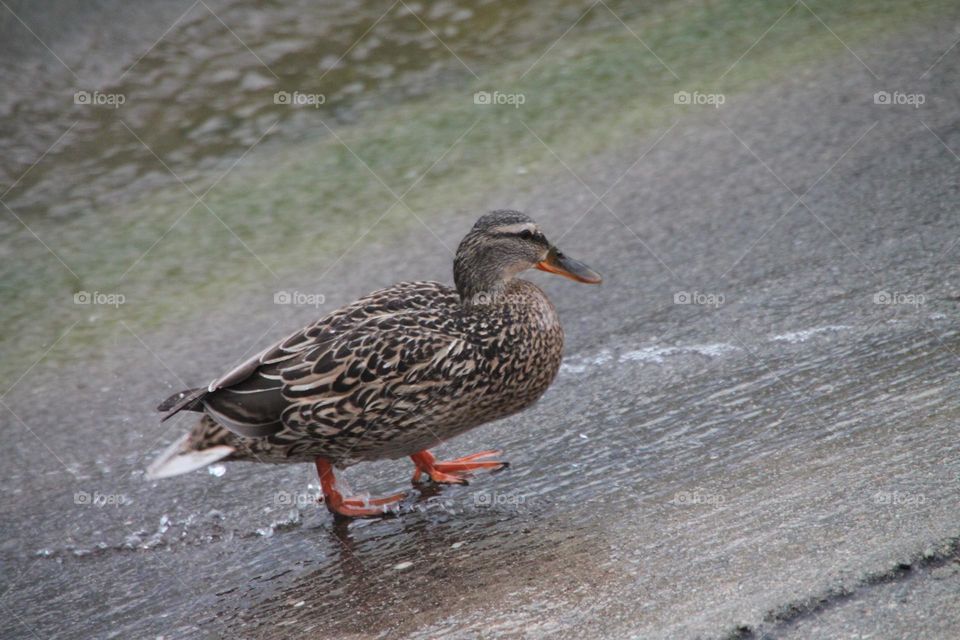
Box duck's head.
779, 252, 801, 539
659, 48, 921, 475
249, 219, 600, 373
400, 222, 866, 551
454, 210, 602, 303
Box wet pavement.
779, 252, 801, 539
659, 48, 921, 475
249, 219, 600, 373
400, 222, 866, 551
4, 2, 960, 639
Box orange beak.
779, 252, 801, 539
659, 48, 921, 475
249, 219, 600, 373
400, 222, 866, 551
535, 247, 602, 284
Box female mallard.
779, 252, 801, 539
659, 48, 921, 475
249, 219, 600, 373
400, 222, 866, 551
148, 210, 601, 517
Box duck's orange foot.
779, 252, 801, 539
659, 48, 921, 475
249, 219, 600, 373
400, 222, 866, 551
322, 491, 406, 518
315, 457, 405, 519
410, 449, 508, 485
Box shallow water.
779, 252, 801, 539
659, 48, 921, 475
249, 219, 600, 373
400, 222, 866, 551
0, 0, 644, 222
6, 314, 959, 638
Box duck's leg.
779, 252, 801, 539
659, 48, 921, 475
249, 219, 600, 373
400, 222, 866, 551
409, 449, 508, 484
315, 457, 405, 518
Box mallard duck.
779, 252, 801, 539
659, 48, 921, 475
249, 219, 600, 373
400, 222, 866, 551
148, 210, 601, 517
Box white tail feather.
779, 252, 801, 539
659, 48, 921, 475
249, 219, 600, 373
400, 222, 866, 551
146, 434, 235, 479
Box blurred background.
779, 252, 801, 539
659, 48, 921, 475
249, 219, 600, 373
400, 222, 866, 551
3, 1, 960, 638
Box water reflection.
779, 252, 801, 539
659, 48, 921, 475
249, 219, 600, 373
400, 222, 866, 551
211, 500, 604, 637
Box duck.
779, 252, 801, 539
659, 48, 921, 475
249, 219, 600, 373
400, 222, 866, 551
148, 210, 601, 518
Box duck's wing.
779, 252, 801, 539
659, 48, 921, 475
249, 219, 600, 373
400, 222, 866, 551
279, 310, 477, 440
157, 282, 458, 439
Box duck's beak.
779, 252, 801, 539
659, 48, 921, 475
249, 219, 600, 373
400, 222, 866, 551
535, 247, 602, 284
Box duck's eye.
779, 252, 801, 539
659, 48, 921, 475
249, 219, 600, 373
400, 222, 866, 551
518, 229, 534, 240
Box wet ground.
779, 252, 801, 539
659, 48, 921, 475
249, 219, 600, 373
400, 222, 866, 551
4, 2, 960, 639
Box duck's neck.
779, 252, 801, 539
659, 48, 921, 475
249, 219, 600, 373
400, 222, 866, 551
455, 272, 510, 307
454, 242, 512, 306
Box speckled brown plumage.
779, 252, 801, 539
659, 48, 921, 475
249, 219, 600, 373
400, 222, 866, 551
174, 278, 563, 467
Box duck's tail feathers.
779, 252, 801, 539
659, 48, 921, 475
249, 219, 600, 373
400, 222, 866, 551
145, 433, 234, 479
157, 387, 208, 421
